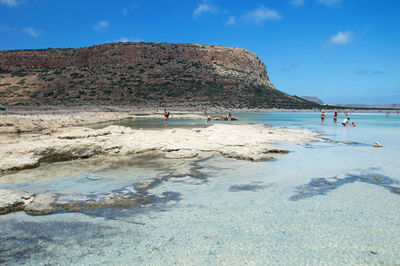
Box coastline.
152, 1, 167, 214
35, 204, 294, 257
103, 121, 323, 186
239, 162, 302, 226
0, 109, 322, 215
0, 105, 395, 134
1, 109, 399, 265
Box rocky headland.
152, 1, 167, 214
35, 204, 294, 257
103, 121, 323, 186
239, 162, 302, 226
0, 42, 319, 109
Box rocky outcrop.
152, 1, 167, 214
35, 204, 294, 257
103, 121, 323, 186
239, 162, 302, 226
23, 193, 58, 215
0, 42, 319, 109
0, 189, 57, 215
0, 189, 33, 214
0, 109, 207, 134
0, 124, 322, 174
214, 116, 238, 121
0, 110, 132, 134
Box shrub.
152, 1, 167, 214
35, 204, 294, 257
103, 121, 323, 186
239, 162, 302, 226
0, 67, 11, 74
11, 70, 26, 77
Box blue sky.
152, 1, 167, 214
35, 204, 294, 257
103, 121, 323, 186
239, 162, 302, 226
1, 0, 399, 104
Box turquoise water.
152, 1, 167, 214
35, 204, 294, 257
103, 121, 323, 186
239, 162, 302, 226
1, 112, 400, 265
87, 117, 211, 130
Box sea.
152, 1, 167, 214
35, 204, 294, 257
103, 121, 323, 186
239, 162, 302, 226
1, 112, 399, 265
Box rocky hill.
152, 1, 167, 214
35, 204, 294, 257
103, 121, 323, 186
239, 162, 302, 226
0, 42, 319, 109
300, 96, 324, 105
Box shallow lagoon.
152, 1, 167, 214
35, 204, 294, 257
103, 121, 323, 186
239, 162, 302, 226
1, 112, 400, 265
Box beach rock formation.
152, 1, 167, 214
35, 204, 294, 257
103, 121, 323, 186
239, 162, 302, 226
0, 110, 132, 133
24, 193, 58, 215
214, 116, 238, 121
0, 124, 321, 174
0, 189, 58, 215
0, 42, 319, 109
0, 109, 206, 134
0, 189, 33, 214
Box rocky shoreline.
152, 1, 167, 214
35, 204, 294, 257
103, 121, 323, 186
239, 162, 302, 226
0, 108, 323, 216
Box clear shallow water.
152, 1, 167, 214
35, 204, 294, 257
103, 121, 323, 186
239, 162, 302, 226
1, 112, 400, 265
87, 117, 211, 130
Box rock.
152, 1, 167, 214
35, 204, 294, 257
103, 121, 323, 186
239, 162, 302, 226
214, 116, 238, 121
164, 149, 198, 159
0, 155, 40, 173
0, 189, 34, 215
0, 124, 322, 173
373, 142, 383, 148
24, 193, 58, 215
135, 181, 155, 191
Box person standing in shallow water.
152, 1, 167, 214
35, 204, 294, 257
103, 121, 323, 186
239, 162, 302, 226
320, 111, 326, 123
163, 109, 170, 124
333, 111, 338, 123
227, 112, 232, 121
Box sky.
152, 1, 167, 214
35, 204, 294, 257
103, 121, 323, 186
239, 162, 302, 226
1, 0, 399, 104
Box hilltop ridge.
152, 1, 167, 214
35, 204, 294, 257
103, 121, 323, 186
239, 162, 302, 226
0, 42, 319, 109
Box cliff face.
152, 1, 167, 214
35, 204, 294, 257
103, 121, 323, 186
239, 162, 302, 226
0, 42, 317, 108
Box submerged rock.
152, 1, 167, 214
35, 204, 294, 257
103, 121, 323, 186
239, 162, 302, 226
24, 193, 58, 215
0, 189, 58, 215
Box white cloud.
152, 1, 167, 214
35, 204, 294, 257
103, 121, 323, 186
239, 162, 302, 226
330, 31, 352, 45
94, 20, 109, 31
22, 27, 39, 38
291, 0, 305, 6
242, 6, 282, 25
0, 0, 18, 7
317, 0, 341, 6
225, 16, 236, 26
115, 36, 144, 43
193, 2, 218, 18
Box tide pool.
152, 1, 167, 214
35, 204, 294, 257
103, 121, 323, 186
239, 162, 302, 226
1, 112, 399, 265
